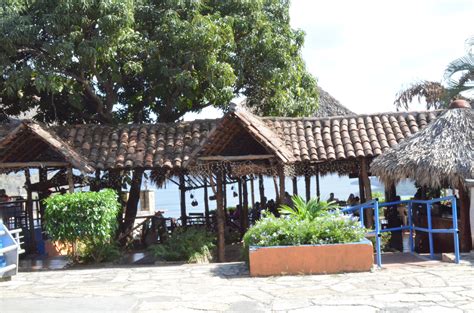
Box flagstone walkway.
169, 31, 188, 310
1, 259, 473, 313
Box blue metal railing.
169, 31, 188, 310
342, 195, 460, 267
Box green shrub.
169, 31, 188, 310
44, 189, 120, 262
368, 231, 392, 252
150, 227, 216, 263
243, 210, 367, 248
279, 195, 338, 221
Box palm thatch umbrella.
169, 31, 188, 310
371, 100, 473, 251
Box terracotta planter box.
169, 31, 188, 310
248, 240, 373, 277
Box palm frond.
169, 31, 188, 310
394, 81, 448, 110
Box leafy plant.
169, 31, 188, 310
44, 189, 120, 262
243, 210, 366, 248
150, 227, 216, 263
368, 232, 392, 252
279, 195, 338, 221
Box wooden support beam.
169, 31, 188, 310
0, 161, 69, 169
223, 172, 228, 220
216, 171, 225, 262
459, 184, 472, 252
238, 178, 243, 208
305, 174, 311, 202
24, 169, 36, 253
67, 166, 74, 193
258, 174, 265, 203
250, 175, 255, 210
315, 169, 321, 200
241, 176, 249, 233
359, 158, 373, 228
204, 177, 210, 228
179, 174, 187, 227
38, 168, 48, 224
197, 154, 275, 161
278, 167, 285, 204
292, 177, 298, 196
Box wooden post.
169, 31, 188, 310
292, 177, 298, 195
304, 174, 311, 202
358, 175, 366, 203
459, 184, 472, 252
250, 175, 255, 209
24, 169, 36, 253
67, 166, 74, 193
241, 176, 249, 233
223, 173, 228, 220
384, 181, 401, 251
38, 167, 47, 224
315, 169, 321, 200
258, 174, 265, 203
216, 171, 225, 262
278, 167, 285, 204
238, 178, 243, 208
179, 174, 187, 227
204, 177, 210, 228
359, 158, 373, 228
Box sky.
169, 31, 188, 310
184, 0, 474, 120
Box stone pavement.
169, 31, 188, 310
1, 259, 473, 313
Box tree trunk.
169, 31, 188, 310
38, 168, 48, 226
459, 184, 472, 252
121, 169, 144, 238
216, 171, 225, 262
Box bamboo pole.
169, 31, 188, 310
216, 171, 225, 262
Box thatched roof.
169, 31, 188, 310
371, 108, 474, 188
314, 86, 355, 117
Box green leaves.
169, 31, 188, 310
149, 227, 216, 263
243, 211, 367, 247
279, 195, 339, 221
1, 0, 318, 124
43, 189, 121, 261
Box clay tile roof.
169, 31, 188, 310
53, 120, 218, 171
262, 110, 443, 163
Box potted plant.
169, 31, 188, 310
243, 196, 373, 276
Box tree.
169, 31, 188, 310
0, 0, 318, 124
0, 0, 318, 236
394, 37, 473, 110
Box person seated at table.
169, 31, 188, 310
354, 196, 360, 204
0, 189, 10, 202
347, 193, 356, 206
327, 193, 339, 203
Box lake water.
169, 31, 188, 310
148, 174, 417, 218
